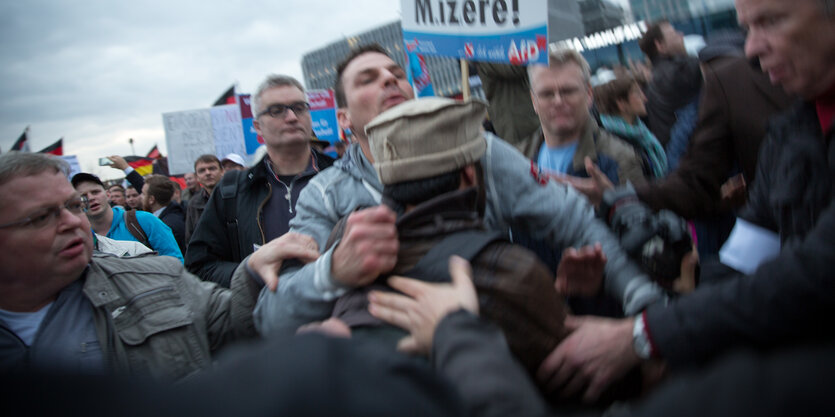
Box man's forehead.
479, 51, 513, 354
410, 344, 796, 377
1, 172, 75, 214
261, 85, 305, 103
533, 64, 585, 87
345, 52, 398, 76
196, 161, 219, 170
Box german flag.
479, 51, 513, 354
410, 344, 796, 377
213, 85, 236, 106
124, 156, 154, 177
38, 138, 63, 156
11, 127, 30, 152
146, 144, 161, 159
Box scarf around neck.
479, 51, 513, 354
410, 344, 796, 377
600, 114, 668, 178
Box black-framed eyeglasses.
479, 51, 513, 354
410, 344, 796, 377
0, 196, 88, 229
257, 102, 311, 119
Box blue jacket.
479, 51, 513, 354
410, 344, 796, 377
108, 206, 184, 262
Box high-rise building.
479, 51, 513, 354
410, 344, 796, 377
301, 21, 467, 97
629, 0, 693, 22
580, 0, 629, 35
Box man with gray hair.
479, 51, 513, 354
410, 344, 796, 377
185, 74, 333, 287
0, 152, 261, 379
523, 47, 645, 186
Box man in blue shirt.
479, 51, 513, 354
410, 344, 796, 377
72, 173, 183, 262
525, 48, 644, 186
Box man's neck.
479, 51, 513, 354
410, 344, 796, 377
89, 208, 114, 235
355, 134, 375, 163
542, 127, 580, 148
0, 275, 78, 312
268, 143, 312, 175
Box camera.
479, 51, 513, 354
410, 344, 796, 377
599, 183, 693, 289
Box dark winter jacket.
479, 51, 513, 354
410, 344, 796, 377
159, 202, 186, 254
185, 150, 333, 287
644, 100, 835, 366
645, 55, 702, 147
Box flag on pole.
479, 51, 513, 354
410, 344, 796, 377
124, 156, 154, 177
146, 144, 161, 159
404, 40, 435, 97
11, 127, 30, 152
38, 138, 63, 156
213, 85, 237, 106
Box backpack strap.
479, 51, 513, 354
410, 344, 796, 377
403, 230, 506, 283
124, 209, 151, 250
219, 170, 242, 261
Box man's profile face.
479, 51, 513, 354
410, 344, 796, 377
529, 62, 593, 140
337, 52, 414, 142
184, 173, 197, 189
141, 184, 152, 211
0, 171, 93, 287
736, 0, 835, 98
125, 187, 142, 209
253, 85, 313, 150
75, 182, 109, 218
195, 161, 222, 190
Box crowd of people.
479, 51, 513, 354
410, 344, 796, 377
1, 0, 833, 415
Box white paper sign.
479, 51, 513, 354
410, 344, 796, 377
163, 104, 246, 175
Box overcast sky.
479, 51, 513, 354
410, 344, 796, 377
0, 0, 402, 178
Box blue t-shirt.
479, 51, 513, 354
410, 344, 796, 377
537, 141, 578, 174
108, 206, 184, 262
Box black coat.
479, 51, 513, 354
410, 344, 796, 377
644, 55, 702, 147
159, 202, 186, 254
644, 101, 835, 366
185, 150, 333, 287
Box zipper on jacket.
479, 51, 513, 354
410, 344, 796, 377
256, 183, 272, 245
111, 286, 175, 319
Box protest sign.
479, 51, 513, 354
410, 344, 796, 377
307, 89, 340, 144
401, 0, 549, 65
163, 104, 246, 175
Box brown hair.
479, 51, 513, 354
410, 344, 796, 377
144, 175, 176, 206
193, 154, 221, 171
594, 76, 639, 115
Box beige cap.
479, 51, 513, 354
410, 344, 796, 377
366, 97, 488, 185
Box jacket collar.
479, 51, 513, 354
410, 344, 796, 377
571, 118, 600, 171
396, 187, 483, 240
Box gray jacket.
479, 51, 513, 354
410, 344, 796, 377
255, 134, 663, 336
1, 253, 258, 380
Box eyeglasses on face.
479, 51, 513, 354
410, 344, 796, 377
257, 101, 311, 119
0, 196, 88, 229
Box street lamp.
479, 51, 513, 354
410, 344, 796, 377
129, 138, 135, 155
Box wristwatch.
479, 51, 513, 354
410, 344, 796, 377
632, 314, 653, 359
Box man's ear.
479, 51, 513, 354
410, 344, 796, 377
654, 39, 667, 56
252, 117, 263, 137
337, 108, 353, 132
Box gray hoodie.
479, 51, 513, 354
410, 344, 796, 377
254, 133, 664, 336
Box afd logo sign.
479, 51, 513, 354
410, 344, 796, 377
402, 0, 547, 65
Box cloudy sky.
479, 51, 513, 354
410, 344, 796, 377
0, 0, 402, 178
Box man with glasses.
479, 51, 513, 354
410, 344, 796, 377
72, 172, 183, 262
524, 48, 644, 186
0, 152, 262, 379
185, 74, 333, 287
